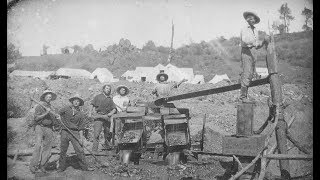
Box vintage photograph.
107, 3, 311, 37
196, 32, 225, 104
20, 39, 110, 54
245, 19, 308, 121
7, 0, 313, 179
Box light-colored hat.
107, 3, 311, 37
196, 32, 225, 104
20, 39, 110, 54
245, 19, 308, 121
156, 73, 169, 82
40, 90, 57, 102
69, 94, 84, 106
116, 85, 129, 96
243, 11, 260, 24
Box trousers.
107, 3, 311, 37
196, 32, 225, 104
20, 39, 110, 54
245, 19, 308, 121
92, 118, 112, 152
240, 47, 258, 87
29, 125, 54, 172
59, 129, 89, 170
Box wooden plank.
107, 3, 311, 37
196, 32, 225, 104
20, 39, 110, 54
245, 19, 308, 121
263, 154, 313, 160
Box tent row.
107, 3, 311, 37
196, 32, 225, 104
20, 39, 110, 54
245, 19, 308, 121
9, 68, 118, 83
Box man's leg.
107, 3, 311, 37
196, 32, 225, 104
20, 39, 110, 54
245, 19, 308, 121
240, 48, 254, 100
58, 130, 70, 171
29, 126, 43, 173
103, 119, 112, 148
92, 120, 103, 153
39, 127, 54, 171
69, 130, 91, 171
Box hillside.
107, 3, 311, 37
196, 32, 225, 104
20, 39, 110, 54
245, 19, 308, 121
13, 31, 312, 82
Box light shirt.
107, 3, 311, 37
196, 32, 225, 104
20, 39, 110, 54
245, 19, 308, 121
113, 95, 130, 112
240, 24, 258, 48
152, 82, 178, 98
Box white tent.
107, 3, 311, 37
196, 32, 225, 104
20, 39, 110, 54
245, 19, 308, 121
90, 68, 115, 83
180, 68, 195, 82
208, 74, 231, 84
121, 70, 135, 79
135, 67, 158, 83
154, 64, 165, 71
55, 68, 91, 79
190, 75, 205, 84
256, 67, 269, 77
10, 70, 55, 80
165, 64, 191, 82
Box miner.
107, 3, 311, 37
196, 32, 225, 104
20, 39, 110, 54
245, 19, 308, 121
57, 94, 94, 172
239, 11, 269, 101
29, 90, 60, 174
90, 84, 117, 154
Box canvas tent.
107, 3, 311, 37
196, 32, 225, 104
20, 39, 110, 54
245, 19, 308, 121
121, 70, 135, 80
90, 68, 115, 83
208, 74, 231, 84
10, 70, 55, 80
165, 64, 194, 82
55, 68, 91, 79
190, 75, 205, 84
256, 67, 269, 77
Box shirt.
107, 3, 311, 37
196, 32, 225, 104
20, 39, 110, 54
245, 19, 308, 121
34, 102, 57, 126
152, 82, 178, 98
91, 93, 116, 115
240, 25, 259, 48
59, 105, 87, 131
113, 95, 130, 112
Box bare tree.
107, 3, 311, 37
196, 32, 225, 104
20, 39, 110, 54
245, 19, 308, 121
278, 3, 295, 33
301, 7, 313, 31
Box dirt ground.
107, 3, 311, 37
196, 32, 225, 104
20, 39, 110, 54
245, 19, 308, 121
7, 65, 313, 179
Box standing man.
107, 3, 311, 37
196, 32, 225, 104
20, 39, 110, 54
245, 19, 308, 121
239, 11, 268, 101
29, 90, 60, 174
90, 84, 117, 154
113, 85, 130, 112
152, 72, 187, 99
57, 94, 94, 172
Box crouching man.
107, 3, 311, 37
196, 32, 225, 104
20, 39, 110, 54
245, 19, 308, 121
57, 94, 94, 172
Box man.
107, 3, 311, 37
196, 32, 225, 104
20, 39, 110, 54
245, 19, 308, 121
152, 72, 187, 98
90, 84, 117, 153
239, 11, 268, 101
113, 85, 130, 112
29, 90, 60, 174
57, 94, 94, 172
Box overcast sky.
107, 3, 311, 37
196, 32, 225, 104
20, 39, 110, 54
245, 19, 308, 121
7, 0, 313, 56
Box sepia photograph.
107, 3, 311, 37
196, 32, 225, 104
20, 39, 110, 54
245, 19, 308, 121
7, 0, 313, 179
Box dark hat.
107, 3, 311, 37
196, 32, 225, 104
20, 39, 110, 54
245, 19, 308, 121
40, 90, 57, 102
156, 73, 168, 82
69, 94, 84, 106
243, 11, 260, 24
116, 85, 129, 96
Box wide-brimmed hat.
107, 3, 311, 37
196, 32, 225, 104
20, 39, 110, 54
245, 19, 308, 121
243, 11, 260, 24
40, 90, 57, 102
116, 85, 129, 96
69, 94, 84, 106
156, 73, 169, 82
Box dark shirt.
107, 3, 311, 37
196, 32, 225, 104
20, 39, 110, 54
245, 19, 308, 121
59, 106, 87, 131
34, 102, 57, 126
91, 93, 116, 115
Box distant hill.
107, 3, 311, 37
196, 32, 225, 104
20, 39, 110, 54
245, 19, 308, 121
14, 31, 312, 81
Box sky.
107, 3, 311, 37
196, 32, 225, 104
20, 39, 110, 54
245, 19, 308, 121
7, 0, 313, 56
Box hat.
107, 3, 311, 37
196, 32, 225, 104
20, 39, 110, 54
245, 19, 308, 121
40, 90, 57, 102
116, 85, 129, 96
69, 94, 84, 106
156, 73, 168, 82
243, 11, 260, 24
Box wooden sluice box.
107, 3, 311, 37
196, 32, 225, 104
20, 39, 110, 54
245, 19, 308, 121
222, 102, 266, 157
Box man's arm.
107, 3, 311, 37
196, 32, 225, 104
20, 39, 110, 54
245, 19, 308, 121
34, 105, 50, 122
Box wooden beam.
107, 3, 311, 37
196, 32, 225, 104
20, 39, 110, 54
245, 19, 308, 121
263, 154, 313, 160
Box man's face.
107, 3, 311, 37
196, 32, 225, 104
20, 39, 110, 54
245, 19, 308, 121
72, 99, 80, 107
44, 94, 52, 103
104, 86, 111, 95
119, 88, 126, 96
246, 15, 256, 25
160, 75, 165, 81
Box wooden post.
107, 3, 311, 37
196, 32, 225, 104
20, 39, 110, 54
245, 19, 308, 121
265, 33, 290, 179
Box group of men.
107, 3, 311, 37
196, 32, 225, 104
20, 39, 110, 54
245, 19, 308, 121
28, 10, 267, 174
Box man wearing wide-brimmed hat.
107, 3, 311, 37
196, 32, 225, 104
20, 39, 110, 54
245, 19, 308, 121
56, 94, 94, 172
113, 85, 131, 112
239, 11, 269, 101
152, 71, 187, 98
89, 84, 117, 154
29, 90, 60, 174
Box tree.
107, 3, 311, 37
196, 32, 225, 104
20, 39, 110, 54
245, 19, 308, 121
71, 45, 82, 53
272, 21, 286, 34
278, 3, 295, 33
229, 36, 241, 46
301, 7, 313, 31
142, 40, 157, 51
7, 43, 21, 63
